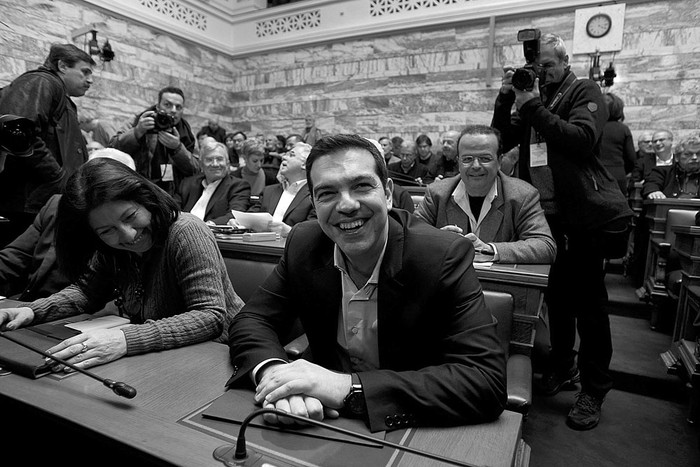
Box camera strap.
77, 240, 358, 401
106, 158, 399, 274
545, 72, 577, 112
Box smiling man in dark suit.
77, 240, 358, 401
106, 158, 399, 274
226, 134, 506, 433
177, 138, 251, 225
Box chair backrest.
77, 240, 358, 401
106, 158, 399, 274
224, 256, 277, 302
482, 290, 514, 358
664, 209, 699, 244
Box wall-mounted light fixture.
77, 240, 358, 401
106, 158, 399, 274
71, 23, 115, 62
588, 50, 616, 88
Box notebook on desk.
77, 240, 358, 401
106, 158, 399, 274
0, 314, 130, 378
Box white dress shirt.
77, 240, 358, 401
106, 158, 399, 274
190, 178, 223, 221
272, 179, 307, 222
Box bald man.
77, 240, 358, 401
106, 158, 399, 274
427, 130, 461, 182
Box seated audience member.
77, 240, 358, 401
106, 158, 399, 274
632, 129, 674, 183
635, 130, 655, 161
415, 134, 435, 168
86, 140, 104, 155
367, 137, 414, 212
226, 134, 506, 433
177, 138, 251, 225
225, 131, 247, 169
264, 133, 283, 168
252, 142, 316, 237
387, 140, 429, 186
110, 86, 198, 197
302, 114, 323, 147
0, 148, 136, 301
642, 134, 700, 200
0, 158, 244, 373
600, 93, 636, 195
379, 136, 400, 165
79, 111, 117, 148
285, 133, 304, 151
232, 139, 278, 197
415, 125, 555, 264
198, 118, 227, 143
428, 130, 461, 181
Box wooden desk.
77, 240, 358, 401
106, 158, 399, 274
0, 300, 529, 466
644, 198, 700, 240
218, 238, 549, 356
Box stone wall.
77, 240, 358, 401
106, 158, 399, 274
0, 0, 697, 146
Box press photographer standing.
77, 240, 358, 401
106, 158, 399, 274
111, 86, 198, 196
491, 32, 632, 430
0, 44, 95, 247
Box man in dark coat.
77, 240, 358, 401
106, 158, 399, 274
0, 44, 95, 246
492, 32, 632, 430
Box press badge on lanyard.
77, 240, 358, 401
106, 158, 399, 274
160, 163, 174, 182
530, 132, 548, 167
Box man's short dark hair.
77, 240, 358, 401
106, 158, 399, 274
391, 136, 404, 147
416, 134, 432, 146
158, 86, 185, 104
458, 125, 503, 156
305, 134, 388, 198
43, 43, 96, 72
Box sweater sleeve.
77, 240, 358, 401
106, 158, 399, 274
121, 215, 241, 354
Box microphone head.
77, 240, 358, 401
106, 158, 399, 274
111, 382, 137, 399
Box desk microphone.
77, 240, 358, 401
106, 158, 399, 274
213, 407, 478, 467
0, 332, 137, 399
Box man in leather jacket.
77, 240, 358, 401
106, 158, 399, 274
0, 44, 95, 247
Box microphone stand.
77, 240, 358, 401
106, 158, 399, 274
0, 331, 137, 399
213, 407, 479, 467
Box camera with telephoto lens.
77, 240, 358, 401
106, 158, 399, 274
511, 28, 542, 92
0, 114, 35, 157
150, 110, 176, 133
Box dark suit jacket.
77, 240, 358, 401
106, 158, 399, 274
177, 174, 251, 225
0, 194, 70, 300
388, 161, 429, 186
254, 183, 316, 226
642, 164, 700, 199
226, 210, 506, 432
414, 173, 556, 263
632, 152, 664, 183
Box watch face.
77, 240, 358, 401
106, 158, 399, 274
586, 13, 612, 38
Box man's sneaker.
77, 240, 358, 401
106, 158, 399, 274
567, 392, 603, 430
536, 367, 581, 396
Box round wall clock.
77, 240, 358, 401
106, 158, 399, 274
586, 13, 612, 38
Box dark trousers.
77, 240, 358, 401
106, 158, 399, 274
545, 216, 613, 399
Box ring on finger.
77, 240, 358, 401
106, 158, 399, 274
80, 342, 88, 353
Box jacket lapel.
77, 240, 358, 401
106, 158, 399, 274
478, 175, 505, 240
283, 185, 309, 222
377, 213, 406, 367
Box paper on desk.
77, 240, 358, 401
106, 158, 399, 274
231, 210, 273, 232
202, 388, 385, 447
64, 315, 130, 332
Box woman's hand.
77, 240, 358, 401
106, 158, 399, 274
0, 307, 35, 331
46, 328, 128, 372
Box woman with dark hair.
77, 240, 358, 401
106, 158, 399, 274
600, 93, 637, 194
0, 158, 244, 372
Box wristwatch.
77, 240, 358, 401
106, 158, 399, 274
343, 373, 366, 417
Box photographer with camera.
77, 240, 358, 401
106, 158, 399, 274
0, 44, 96, 248
491, 32, 632, 430
111, 86, 198, 197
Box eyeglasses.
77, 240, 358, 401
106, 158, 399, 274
639, 140, 653, 145
679, 151, 700, 160
460, 155, 496, 165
